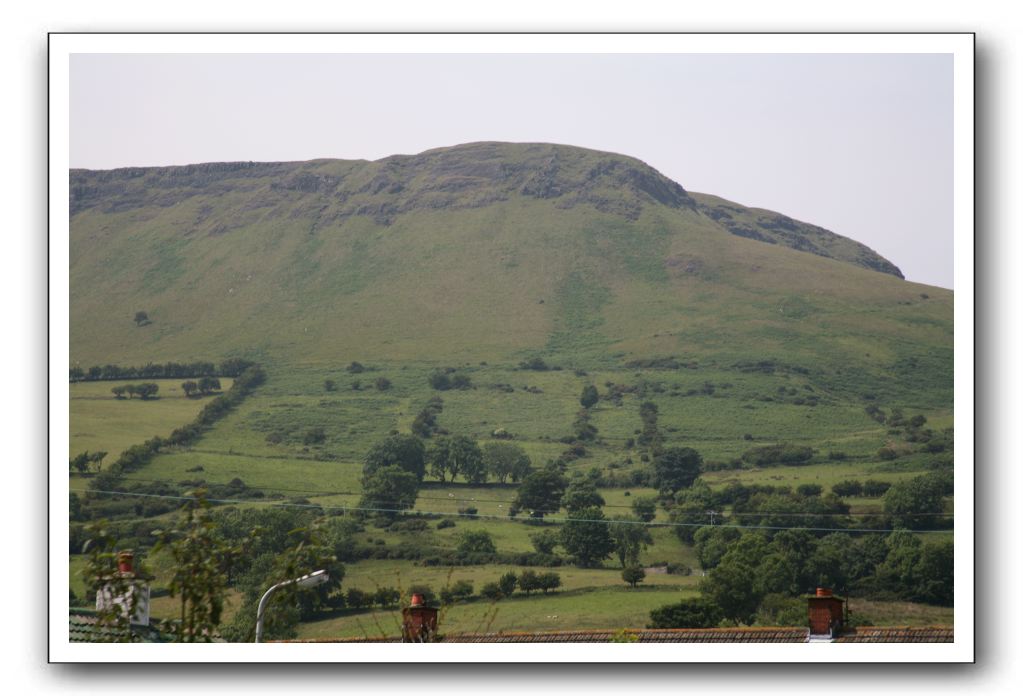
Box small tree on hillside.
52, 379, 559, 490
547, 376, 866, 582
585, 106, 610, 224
513, 466, 568, 519
181, 380, 199, 397
359, 466, 419, 518
483, 442, 532, 483
134, 311, 149, 326
428, 435, 484, 484
560, 506, 614, 568
622, 565, 646, 588
652, 447, 703, 496
363, 434, 426, 482
580, 384, 599, 409
497, 572, 518, 598
609, 515, 653, 568
631, 496, 657, 523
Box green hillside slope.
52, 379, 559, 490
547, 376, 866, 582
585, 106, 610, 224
69, 142, 951, 405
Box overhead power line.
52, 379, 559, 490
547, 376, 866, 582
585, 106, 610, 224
72, 487, 954, 535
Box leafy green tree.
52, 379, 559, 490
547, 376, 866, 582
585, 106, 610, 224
831, 480, 863, 497
560, 506, 614, 567
428, 435, 484, 483
359, 465, 419, 518
562, 479, 605, 513
346, 588, 372, 609
70, 451, 91, 474
622, 565, 646, 588
480, 582, 503, 600
693, 525, 742, 570
440, 579, 474, 605
133, 311, 149, 326
518, 570, 541, 596
579, 384, 599, 409
197, 376, 221, 394
652, 446, 703, 496
483, 442, 532, 483
701, 557, 762, 625
670, 479, 717, 543
863, 479, 892, 497
323, 379, 336, 392
364, 434, 426, 481
374, 377, 392, 391
805, 533, 853, 591
538, 572, 562, 594
346, 361, 365, 374
224, 519, 342, 642
796, 483, 823, 497
884, 474, 947, 529
648, 598, 724, 629
154, 491, 253, 642
609, 515, 654, 568
529, 529, 560, 555
513, 465, 568, 518
915, 539, 954, 606
631, 496, 658, 523
498, 571, 518, 598
456, 529, 496, 555
111, 385, 127, 399
181, 380, 199, 397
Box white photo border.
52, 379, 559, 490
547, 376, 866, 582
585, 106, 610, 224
49, 31, 974, 663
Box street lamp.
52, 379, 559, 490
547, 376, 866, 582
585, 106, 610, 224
254, 569, 329, 643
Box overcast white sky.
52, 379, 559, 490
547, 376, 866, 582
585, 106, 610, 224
70, 53, 953, 288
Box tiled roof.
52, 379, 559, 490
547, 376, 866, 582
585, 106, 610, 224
274, 628, 811, 643
833, 627, 954, 643
69, 610, 172, 643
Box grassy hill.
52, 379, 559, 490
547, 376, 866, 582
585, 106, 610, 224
68, 142, 954, 637
69, 142, 949, 402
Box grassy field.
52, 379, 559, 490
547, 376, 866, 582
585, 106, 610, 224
67, 144, 954, 639
70, 378, 233, 461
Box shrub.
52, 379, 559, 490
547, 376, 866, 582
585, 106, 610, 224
622, 565, 646, 588
456, 529, 496, 554
877, 446, 899, 461
832, 480, 864, 497
740, 444, 814, 468
303, 427, 326, 446
480, 582, 503, 600
374, 377, 392, 391
436, 518, 456, 530
796, 484, 823, 497
346, 362, 365, 374
648, 598, 724, 629
537, 572, 562, 594
863, 480, 893, 497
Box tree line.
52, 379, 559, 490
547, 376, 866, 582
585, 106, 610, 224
70, 358, 255, 383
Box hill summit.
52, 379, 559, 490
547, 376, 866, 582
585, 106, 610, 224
70, 142, 947, 400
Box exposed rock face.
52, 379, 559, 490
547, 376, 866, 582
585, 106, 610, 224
692, 194, 904, 279
70, 141, 901, 278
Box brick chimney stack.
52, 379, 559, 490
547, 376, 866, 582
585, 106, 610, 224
401, 593, 438, 643
807, 587, 845, 637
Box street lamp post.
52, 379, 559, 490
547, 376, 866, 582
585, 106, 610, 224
254, 569, 329, 643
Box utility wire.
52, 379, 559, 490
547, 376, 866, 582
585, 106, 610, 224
73, 487, 954, 535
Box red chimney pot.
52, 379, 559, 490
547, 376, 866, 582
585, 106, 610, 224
117, 551, 134, 574
815, 587, 832, 597
410, 593, 424, 607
